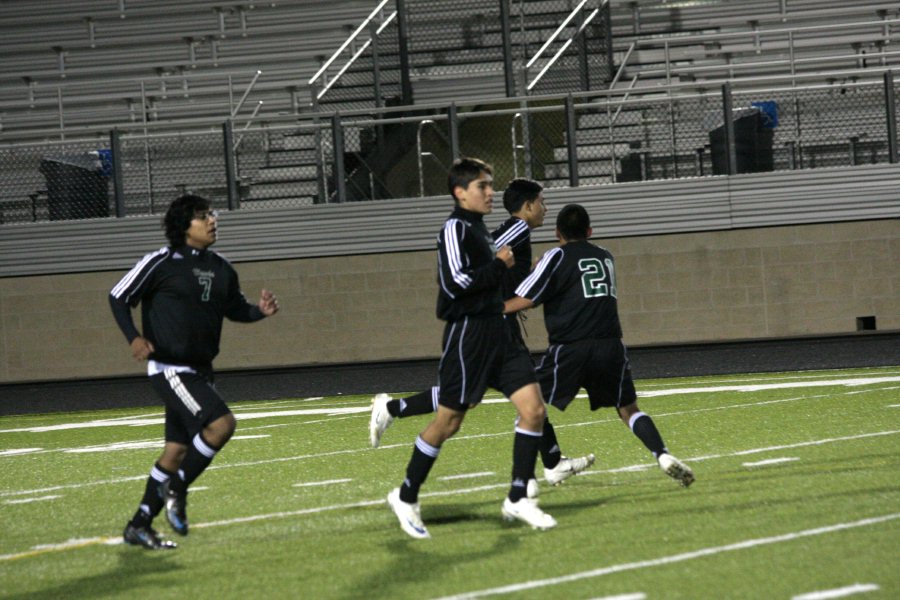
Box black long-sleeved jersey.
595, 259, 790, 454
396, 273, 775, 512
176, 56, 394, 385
514, 240, 622, 344
109, 244, 264, 370
436, 207, 507, 322
491, 216, 531, 301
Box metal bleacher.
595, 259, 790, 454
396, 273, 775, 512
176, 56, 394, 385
2, 0, 899, 218
0, 0, 376, 140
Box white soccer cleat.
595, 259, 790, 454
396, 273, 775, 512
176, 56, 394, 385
502, 497, 557, 530
658, 453, 695, 487
526, 478, 539, 499
387, 488, 430, 539
369, 393, 394, 448
543, 453, 596, 486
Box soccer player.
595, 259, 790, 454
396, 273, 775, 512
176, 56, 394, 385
370, 178, 595, 492
386, 158, 556, 539
506, 203, 695, 487
110, 194, 279, 550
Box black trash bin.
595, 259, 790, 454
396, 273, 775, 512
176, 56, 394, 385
708, 107, 774, 175
39, 153, 110, 220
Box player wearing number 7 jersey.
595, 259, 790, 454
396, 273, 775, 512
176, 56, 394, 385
507, 203, 695, 487
109, 194, 279, 550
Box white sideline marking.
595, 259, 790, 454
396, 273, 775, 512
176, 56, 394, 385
0, 448, 42, 456
5, 495, 61, 505
743, 457, 799, 467
636, 377, 900, 397
439, 472, 495, 481
292, 478, 353, 488
429, 515, 900, 600
3, 427, 897, 500
65, 441, 160, 453
4, 375, 898, 435
588, 594, 645, 600
230, 435, 270, 440
792, 583, 880, 599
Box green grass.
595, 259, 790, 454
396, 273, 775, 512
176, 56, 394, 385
2, 366, 899, 599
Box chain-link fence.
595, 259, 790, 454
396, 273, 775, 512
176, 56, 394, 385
2, 75, 898, 224
0, 138, 111, 224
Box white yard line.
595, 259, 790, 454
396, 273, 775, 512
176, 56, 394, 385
3, 375, 898, 435
792, 583, 880, 600
2, 430, 898, 561
743, 457, 799, 467
5, 495, 61, 505
439, 472, 495, 481
429, 516, 899, 600
292, 478, 353, 488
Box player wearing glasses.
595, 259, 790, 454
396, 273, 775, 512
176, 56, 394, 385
110, 194, 279, 550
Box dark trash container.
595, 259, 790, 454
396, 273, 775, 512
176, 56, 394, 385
709, 107, 774, 175
39, 153, 110, 220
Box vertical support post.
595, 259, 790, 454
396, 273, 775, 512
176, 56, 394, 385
565, 94, 579, 187
331, 113, 346, 203
223, 121, 240, 210
520, 103, 533, 179
577, 8, 590, 91
448, 102, 460, 161
371, 21, 383, 109
110, 128, 126, 217
885, 70, 898, 163
722, 83, 736, 175
499, 0, 516, 97
395, 0, 413, 105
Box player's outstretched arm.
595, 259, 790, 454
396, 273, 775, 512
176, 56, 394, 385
504, 295, 534, 314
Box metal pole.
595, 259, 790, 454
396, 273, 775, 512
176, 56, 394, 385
448, 102, 460, 160
520, 103, 533, 178
885, 70, 898, 163
565, 94, 579, 187
331, 113, 346, 203
57, 88, 65, 140
223, 120, 240, 210
371, 21, 384, 109
110, 128, 126, 217
500, 0, 516, 96
722, 83, 736, 175
395, 0, 413, 105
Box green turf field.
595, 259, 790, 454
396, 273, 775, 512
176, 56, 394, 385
2, 367, 899, 599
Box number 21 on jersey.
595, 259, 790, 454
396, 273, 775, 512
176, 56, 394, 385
578, 257, 616, 298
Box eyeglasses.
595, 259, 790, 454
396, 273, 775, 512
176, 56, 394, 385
193, 210, 219, 221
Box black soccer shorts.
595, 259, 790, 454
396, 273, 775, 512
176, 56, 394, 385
535, 337, 637, 411
437, 315, 537, 410
150, 368, 232, 445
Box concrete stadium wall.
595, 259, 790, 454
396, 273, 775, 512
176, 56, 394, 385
0, 218, 897, 384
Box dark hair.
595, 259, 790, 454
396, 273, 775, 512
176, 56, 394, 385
556, 203, 590, 241
164, 194, 210, 247
447, 157, 492, 201
502, 177, 543, 214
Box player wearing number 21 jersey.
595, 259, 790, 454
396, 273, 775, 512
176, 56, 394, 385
508, 203, 695, 486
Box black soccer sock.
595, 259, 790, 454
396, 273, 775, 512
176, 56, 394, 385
399, 436, 440, 503
169, 433, 220, 494
130, 462, 174, 527
629, 412, 667, 458
539, 418, 562, 470
509, 427, 542, 503
389, 387, 439, 418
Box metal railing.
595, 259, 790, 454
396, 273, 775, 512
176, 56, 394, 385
612, 17, 900, 89
2, 67, 897, 224
308, 0, 398, 107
